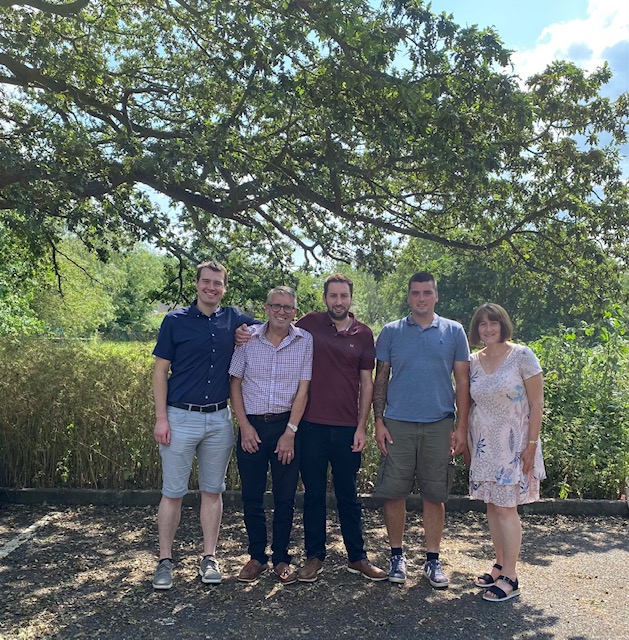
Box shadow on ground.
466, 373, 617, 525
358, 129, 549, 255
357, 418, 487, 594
1, 504, 627, 640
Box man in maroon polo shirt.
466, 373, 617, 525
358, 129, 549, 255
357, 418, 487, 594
295, 273, 386, 582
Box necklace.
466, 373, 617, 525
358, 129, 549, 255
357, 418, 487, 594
480, 344, 512, 374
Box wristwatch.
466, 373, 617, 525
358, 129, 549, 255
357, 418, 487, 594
287, 422, 298, 433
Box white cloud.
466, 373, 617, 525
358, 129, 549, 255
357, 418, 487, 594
512, 0, 629, 81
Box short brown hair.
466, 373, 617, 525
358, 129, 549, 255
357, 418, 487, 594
196, 260, 228, 286
324, 273, 353, 297
469, 303, 514, 346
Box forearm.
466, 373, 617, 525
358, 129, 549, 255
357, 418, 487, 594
153, 361, 170, 419
454, 387, 470, 432
527, 405, 543, 441
453, 362, 471, 432
229, 377, 250, 427
372, 361, 390, 421
356, 373, 373, 430
288, 381, 309, 426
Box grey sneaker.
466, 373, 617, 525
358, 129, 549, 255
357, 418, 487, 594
388, 554, 407, 584
199, 555, 222, 584
423, 559, 449, 588
152, 558, 173, 590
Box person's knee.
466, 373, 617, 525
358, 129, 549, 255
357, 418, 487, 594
201, 491, 222, 503
160, 495, 184, 507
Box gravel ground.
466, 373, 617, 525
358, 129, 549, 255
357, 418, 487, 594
1, 502, 627, 640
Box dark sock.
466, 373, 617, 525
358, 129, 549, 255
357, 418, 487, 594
426, 552, 439, 562
391, 547, 403, 557
158, 558, 172, 564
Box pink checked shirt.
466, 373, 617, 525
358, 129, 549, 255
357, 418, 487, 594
229, 323, 313, 415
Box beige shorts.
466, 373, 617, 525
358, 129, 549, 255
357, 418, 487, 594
374, 417, 454, 503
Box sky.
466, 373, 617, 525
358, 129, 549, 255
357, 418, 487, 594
428, 0, 629, 99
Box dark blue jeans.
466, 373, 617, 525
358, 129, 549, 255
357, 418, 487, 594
300, 421, 366, 563
236, 416, 300, 566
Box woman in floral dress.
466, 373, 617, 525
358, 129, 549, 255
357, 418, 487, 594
467, 303, 545, 602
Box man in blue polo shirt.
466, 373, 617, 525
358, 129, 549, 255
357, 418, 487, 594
373, 271, 470, 587
151, 260, 256, 590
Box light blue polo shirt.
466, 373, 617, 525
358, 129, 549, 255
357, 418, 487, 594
375, 314, 470, 423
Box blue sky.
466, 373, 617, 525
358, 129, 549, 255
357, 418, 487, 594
427, 1, 628, 98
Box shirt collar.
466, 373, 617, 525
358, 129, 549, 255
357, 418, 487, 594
405, 313, 440, 329
251, 321, 301, 342
191, 300, 222, 318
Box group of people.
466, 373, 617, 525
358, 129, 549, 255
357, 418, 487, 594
151, 261, 545, 603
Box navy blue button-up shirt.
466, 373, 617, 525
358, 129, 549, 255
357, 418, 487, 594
153, 302, 257, 405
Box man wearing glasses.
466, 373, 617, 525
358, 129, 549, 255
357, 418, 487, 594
152, 260, 257, 590
229, 286, 313, 585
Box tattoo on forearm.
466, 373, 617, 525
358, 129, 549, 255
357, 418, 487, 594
373, 361, 390, 420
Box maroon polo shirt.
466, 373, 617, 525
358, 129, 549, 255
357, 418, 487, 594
296, 311, 375, 426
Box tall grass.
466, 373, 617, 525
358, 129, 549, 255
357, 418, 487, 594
0, 338, 160, 489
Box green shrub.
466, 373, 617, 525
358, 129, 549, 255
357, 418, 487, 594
532, 321, 629, 498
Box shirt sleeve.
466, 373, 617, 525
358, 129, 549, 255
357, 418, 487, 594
237, 310, 263, 326
228, 343, 247, 378
359, 328, 376, 370
375, 325, 392, 363
152, 315, 174, 361
519, 346, 543, 380
453, 323, 471, 362
300, 332, 314, 381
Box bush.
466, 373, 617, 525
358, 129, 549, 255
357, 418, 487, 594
532, 322, 629, 499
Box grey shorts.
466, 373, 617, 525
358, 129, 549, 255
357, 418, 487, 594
160, 406, 234, 498
374, 417, 455, 503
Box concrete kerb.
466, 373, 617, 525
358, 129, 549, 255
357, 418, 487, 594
1, 488, 627, 516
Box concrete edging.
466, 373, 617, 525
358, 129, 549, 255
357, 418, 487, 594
1, 488, 627, 516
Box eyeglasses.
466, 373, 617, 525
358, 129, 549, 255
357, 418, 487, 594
267, 303, 296, 313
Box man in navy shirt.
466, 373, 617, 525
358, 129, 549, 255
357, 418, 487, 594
151, 260, 256, 590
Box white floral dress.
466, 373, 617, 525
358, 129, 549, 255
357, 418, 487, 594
468, 344, 545, 507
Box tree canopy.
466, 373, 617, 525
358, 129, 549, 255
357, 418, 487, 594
1, 0, 628, 292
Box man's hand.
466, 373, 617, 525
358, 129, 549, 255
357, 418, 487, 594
154, 417, 171, 445
351, 425, 367, 453
240, 423, 262, 453
275, 431, 296, 465
450, 426, 468, 455
375, 418, 393, 456
234, 323, 252, 346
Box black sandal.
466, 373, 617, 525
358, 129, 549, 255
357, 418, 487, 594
474, 563, 502, 588
482, 575, 520, 601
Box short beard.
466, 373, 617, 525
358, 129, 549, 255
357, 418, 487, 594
327, 308, 349, 322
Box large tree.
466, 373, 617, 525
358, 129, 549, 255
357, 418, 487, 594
1, 0, 628, 290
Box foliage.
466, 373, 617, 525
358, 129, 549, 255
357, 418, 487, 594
532, 315, 629, 499
0, 0, 627, 287
2, 334, 628, 498
0, 221, 45, 336
347, 238, 628, 340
